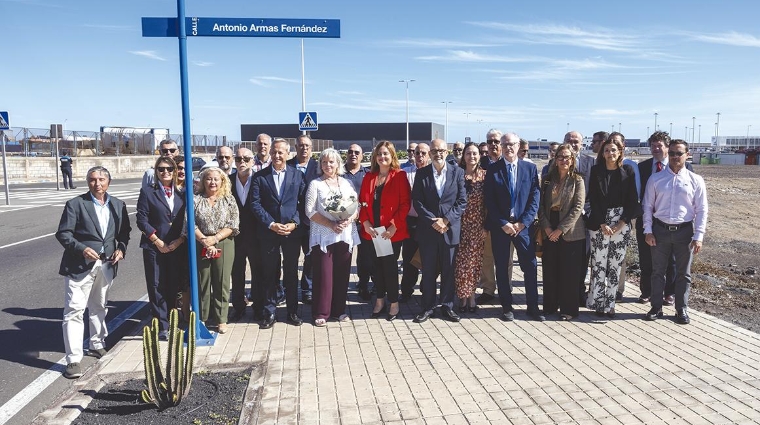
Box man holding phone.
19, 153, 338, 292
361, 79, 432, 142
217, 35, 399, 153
56, 166, 132, 379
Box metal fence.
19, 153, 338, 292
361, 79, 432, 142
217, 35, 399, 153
0, 127, 240, 157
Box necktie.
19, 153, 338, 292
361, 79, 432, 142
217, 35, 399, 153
656, 161, 663, 172
163, 186, 172, 198
507, 163, 516, 209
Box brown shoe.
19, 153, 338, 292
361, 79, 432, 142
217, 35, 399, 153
218, 323, 228, 334
663, 295, 675, 306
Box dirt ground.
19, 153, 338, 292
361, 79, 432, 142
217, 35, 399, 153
629, 164, 760, 332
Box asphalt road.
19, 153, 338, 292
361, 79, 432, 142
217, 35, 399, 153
0, 178, 150, 425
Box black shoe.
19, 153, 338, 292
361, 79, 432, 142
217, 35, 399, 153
579, 293, 587, 307
71, 186, 77, 190
287, 313, 303, 326
413, 309, 434, 323
63, 362, 82, 379
458, 304, 468, 314
595, 310, 605, 317
645, 308, 664, 321
441, 307, 461, 322
358, 288, 371, 301
476, 293, 495, 304
87, 348, 107, 359
260, 314, 276, 329
158, 331, 169, 341
387, 310, 399, 322
528, 311, 546, 322
616, 292, 624, 302
468, 305, 479, 313
302, 293, 313, 305
675, 308, 690, 325
607, 308, 616, 319
637, 296, 650, 304
229, 309, 245, 323
276, 296, 286, 306
500, 311, 515, 322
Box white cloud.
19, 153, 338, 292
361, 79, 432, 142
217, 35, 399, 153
685, 31, 760, 47
129, 50, 166, 61
415, 50, 545, 63
249, 78, 269, 87
387, 38, 498, 48
590, 109, 642, 117
193, 61, 214, 67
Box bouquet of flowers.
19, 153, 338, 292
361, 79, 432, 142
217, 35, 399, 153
324, 193, 358, 220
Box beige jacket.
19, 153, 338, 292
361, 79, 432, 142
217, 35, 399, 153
538, 174, 586, 242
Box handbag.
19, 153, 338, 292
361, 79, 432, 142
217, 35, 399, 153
534, 220, 544, 258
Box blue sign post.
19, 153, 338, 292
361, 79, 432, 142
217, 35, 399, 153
1, 111, 9, 205
144, 5, 340, 345
299, 112, 318, 131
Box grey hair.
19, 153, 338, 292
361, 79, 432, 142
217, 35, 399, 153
87, 166, 112, 182
486, 128, 502, 140
317, 148, 345, 176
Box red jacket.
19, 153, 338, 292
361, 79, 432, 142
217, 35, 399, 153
358, 169, 411, 242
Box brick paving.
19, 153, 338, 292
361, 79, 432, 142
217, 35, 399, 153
38, 258, 760, 424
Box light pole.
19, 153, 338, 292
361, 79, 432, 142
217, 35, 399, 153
476, 119, 484, 142
748, 125, 752, 143
654, 112, 658, 135
685, 126, 688, 140
611, 124, 614, 132
692, 117, 696, 142
716, 112, 721, 138
566, 122, 570, 133
618, 122, 621, 133
699, 124, 701, 143
647, 126, 650, 138
669, 122, 673, 135
399, 79, 415, 150
441, 101, 452, 141
464, 112, 471, 139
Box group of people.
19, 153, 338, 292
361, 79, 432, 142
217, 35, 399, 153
54, 128, 708, 379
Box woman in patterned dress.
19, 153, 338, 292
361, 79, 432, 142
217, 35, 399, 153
586, 137, 641, 318
454, 142, 488, 313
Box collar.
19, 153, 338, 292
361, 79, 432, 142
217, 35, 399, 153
89, 192, 110, 206
433, 163, 448, 176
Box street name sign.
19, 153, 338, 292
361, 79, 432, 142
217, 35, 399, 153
142, 17, 340, 38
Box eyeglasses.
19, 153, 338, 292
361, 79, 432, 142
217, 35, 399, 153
430, 149, 447, 155
555, 155, 572, 162
407, 149, 415, 153
668, 151, 686, 157
415, 151, 429, 156
161, 148, 177, 154
486, 139, 500, 145
157, 166, 175, 173
234, 156, 252, 163
217, 155, 231, 160
453, 148, 463, 152
347, 150, 361, 155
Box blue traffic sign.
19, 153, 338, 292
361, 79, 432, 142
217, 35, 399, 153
142, 17, 340, 38
299, 112, 318, 131
0, 111, 9, 130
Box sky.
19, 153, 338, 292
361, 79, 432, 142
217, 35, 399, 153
3, 0, 760, 144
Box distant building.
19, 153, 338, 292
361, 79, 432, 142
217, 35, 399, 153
240, 122, 445, 152
712, 136, 760, 150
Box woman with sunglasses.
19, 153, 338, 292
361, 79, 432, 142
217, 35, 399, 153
538, 145, 586, 320
136, 157, 187, 339
586, 136, 641, 318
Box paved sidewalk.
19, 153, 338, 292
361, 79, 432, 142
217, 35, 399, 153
36, 264, 760, 424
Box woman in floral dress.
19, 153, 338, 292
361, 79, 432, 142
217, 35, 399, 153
454, 142, 488, 313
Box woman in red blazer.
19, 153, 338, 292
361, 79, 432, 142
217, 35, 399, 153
359, 140, 411, 321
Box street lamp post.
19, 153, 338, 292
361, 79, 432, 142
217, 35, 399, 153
399, 79, 416, 150
476, 119, 483, 142
647, 126, 650, 138
654, 112, 658, 135
464, 112, 471, 139
670, 122, 673, 135
611, 124, 614, 132
685, 126, 688, 140
566, 122, 570, 133
716, 112, 721, 138
698, 125, 701, 143
441, 101, 452, 141
692, 117, 696, 143
618, 122, 621, 133
748, 125, 752, 144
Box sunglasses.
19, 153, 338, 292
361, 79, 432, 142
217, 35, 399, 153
407, 149, 414, 153
235, 156, 252, 163
453, 148, 463, 152
487, 139, 500, 145
668, 151, 686, 157
161, 148, 177, 154
347, 150, 361, 155
555, 155, 572, 161
415, 151, 429, 156
217, 155, 231, 160
430, 149, 447, 155
157, 166, 175, 173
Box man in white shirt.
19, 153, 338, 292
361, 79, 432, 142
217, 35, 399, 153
643, 139, 707, 324
399, 143, 430, 302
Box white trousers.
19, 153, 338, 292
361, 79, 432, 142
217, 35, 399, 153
62, 260, 114, 364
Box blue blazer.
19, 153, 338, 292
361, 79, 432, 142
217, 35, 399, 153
484, 158, 540, 231
411, 164, 468, 246
251, 166, 305, 243
136, 185, 186, 250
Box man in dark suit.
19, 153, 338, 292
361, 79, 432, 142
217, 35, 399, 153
484, 133, 544, 322
229, 147, 261, 322
636, 131, 694, 305
55, 166, 131, 379
287, 135, 319, 305
411, 139, 468, 323
136, 160, 186, 340
252, 139, 306, 329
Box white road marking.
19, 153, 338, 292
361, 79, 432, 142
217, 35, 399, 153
0, 294, 150, 425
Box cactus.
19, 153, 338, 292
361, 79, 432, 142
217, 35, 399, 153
140, 309, 196, 409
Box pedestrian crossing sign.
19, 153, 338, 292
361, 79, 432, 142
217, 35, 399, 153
0, 111, 9, 130
298, 112, 318, 131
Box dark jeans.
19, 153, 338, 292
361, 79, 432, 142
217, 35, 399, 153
399, 216, 419, 296
142, 249, 182, 331
543, 238, 584, 317
311, 242, 352, 320
418, 236, 457, 311
650, 222, 694, 311
636, 219, 675, 298
299, 229, 313, 296
492, 226, 540, 313
61, 167, 74, 189
366, 239, 403, 303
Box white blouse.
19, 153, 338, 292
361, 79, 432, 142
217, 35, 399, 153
304, 176, 361, 254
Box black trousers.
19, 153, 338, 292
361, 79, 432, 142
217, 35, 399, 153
61, 167, 74, 189
142, 249, 182, 331
543, 238, 584, 317
419, 236, 457, 311
356, 241, 374, 289
260, 236, 301, 316
366, 239, 403, 302
399, 216, 420, 296
299, 228, 313, 296
231, 235, 262, 315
